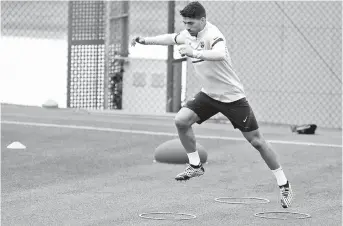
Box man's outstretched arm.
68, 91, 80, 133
131, 33, 184, 46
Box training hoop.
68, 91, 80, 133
139, 212, 196, 220
254, 211, 311, 220
214, 197, 270, 204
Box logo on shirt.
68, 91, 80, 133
200, 41, 205, 48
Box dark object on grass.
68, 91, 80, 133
291, 124, 317, 134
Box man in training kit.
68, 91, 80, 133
131, 1, 293, 208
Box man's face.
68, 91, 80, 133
183, 17, 205, 36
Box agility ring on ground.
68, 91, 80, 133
139, 212, 197, 220
214, 197, 270, 204
254, 211, 311, 220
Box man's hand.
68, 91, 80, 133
178, 45, 194, 57
131, 36, 145, 47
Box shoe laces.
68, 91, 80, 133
185, 164, 194, 171
280, 186, 289, 196
184, 164, 200, 173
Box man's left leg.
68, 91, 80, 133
242, 129, 281, 170
219, 97, 293, 208
242, 129, 294, 208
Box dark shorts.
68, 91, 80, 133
184, 92, 259, 132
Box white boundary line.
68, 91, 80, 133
1, 120, 342, 148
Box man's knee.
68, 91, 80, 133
174, 108, 198, 130
249, 137, 264, 150
242, 130, 266, 150
174, 115, 190, 130
245, 132, 266, 150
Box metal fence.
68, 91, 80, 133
184, 1, 342, 128
1, 1, 68, 39
1, 1, 69, 107
67, 1, 105, 109
1, 1, 341, 128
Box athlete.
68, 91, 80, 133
131, 1, 293, 208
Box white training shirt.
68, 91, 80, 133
175, 22, 246, 103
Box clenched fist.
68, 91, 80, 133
178, 45, 194, 57
131, 36, 145, 46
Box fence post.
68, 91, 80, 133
66, 1, 73, 108
172, 59, 184, 112
103, 1, 110, 109
122, 1, 129, 58
166, 1, 175, 112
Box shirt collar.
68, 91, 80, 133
197, 22, 209, 38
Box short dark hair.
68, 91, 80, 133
180, 1, 206, 19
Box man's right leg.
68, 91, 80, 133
173, 93, 219, 181
174, 107, 200, 158
174, 107, 205, 181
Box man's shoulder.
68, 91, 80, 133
206, 22, 222, 33
205, 22, 225, 40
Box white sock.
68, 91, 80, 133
187, 151, 200, 166
271, 167, 288, 186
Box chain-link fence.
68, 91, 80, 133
68, 1, 105, 109
1, 1, 68, 39
183, 1, 342, 128
1, 1, 68, 107
123, 1, 171, 113
1, 1, 341, 128
124, 1, 342, 128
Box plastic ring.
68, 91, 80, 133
214, 197, 270, 204
254, 211, 311, 220
139, 212, 196, 220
